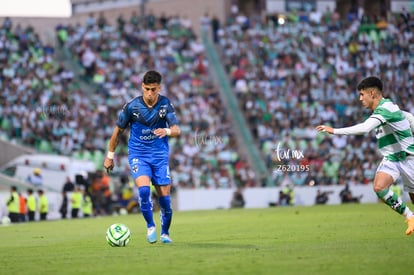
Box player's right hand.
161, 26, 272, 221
315, 125, 334, 134
103, 158, 114, 173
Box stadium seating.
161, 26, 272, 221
0, 14, 255, 189
1, 7, 414, 190
215, 10, 414, 186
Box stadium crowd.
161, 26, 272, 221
0, 12, 256, 191
1, 4, 414, 193
217, 6, 414, 186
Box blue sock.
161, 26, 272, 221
138, 186, 155, 228
158, 195, 172, 235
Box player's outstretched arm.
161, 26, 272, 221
104, 126, 124, 173
317, 118, 381, 136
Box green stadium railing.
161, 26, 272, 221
201, 31, 272, 186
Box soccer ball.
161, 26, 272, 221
106, 223, 131, 247
119, 208, 128, 216
1, 216, 11, 226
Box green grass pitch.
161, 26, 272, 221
0, 203, 411, 275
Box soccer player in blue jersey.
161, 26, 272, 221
104, 70, 180, 244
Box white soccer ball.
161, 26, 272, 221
119, 208, 128, 216
1, 216, 11, 226
106, 223, 131, 247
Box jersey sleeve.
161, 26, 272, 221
371, 106, 392, 124
165, 101, 179, 126
333, 117, 382, 135
116, 103, 131, 129
402, 110, 414, 133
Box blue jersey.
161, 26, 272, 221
116, 95, 179, 160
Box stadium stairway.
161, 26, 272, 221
201, 31, 272, 186
53, 37, 98, 96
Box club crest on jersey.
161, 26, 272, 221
159, 108, 166, 118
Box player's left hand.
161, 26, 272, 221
154, 128, 168, 138
315, 125, 334, 134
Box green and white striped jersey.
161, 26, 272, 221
372, 98, 414, 161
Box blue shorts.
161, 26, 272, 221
128, 155, 171, 185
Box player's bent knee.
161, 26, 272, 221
373, 185, 383, 193
139, 186, 152, 210
139, 186, 151, 197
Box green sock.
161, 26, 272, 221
376, 188, 409, 216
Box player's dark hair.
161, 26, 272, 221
143, 70, 162, 85
357, 76, 383, 92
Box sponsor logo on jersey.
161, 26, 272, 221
139, 129, 157, 140
139, 134, 157, 140
142, 129, 152, 134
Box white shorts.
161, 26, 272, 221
377, 156, 414, 193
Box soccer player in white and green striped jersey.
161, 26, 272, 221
316, 76, 414, 235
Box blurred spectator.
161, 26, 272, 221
59, 191, 68, 219
339, 184, 362, 203
315, 190, 333, 205
71, 186, 82, 218
230, 187, 245, 208
26, 168, 43, 187
37, 189, 48, 221
62, 176, 75, 192
82, 188, 93, 218
6, 186, 20, 223
211, 15, 221, 43
91, 170, 111, 215
19, 192, 27, 222
26, 189, 36, 221
277, 190, 290, 206
119, 183, 137, 213
281, 185, 295, 206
